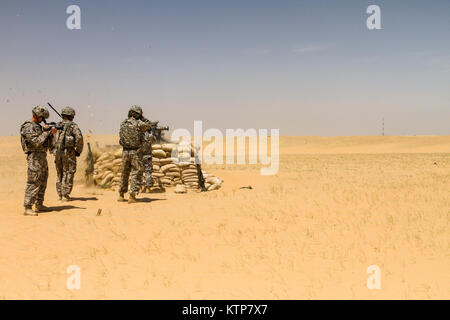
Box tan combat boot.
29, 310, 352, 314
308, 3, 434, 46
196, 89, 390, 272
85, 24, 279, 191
24, 206, 38, 216
117, 193, 126, 202
128, 194, 137, 204
62, 195, 72, 202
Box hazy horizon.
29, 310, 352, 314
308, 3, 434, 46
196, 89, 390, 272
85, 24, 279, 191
1, 0, 449, 137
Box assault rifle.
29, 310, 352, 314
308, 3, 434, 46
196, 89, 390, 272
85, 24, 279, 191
43, 102, 64, 131
149, 120, 169, 144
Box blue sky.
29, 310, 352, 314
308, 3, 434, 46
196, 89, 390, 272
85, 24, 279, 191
1, 0, 449, 135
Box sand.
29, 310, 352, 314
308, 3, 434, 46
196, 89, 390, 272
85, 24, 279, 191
0, 135, 449, 299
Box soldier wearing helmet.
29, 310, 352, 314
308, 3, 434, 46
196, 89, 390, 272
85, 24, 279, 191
52, 106, 84, 201
20, 105, 58, 215
118, 105, 151, 203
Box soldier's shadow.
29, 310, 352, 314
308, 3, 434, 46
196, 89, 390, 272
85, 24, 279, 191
147, 189, 166, 194
47, 205, 86, 212
69, 197, 99, 201
136, 198, 166, 203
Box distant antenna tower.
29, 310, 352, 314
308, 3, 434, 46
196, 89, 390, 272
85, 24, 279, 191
382, 117, 385, 136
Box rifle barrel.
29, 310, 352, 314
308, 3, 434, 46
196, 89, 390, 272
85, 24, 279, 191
47, 102, 63, 119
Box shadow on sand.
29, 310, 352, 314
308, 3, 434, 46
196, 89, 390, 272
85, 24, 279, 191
143, 188, 166, 194
69, 197, 99, 201
47, 205, 86, 212
135, 197, 166, 203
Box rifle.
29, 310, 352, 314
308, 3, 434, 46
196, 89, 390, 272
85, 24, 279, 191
146, 120, 169, 144
85, 142, 96, 185
43, 102, 64, 131
194, 147, 207, 192
47, 102, 62, 118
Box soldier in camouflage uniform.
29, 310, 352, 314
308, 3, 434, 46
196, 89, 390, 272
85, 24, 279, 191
118, 105, 151, 203
20, 105, 57, 216
52, 107, 84, 201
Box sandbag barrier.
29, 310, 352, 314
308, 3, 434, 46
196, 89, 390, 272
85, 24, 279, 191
90, 143, 223, 192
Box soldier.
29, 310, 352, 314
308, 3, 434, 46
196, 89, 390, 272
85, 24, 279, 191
52, 107, 84, 201
118, 105, 151, 203
20, 105, 57, 216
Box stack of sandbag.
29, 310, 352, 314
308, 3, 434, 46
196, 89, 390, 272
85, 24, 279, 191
151, 143, 181, 187
90, 142, 223, 192
92, 148, 123, 189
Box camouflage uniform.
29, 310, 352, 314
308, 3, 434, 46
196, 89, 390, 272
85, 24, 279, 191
20, 120, 52, 208
53, 116, 84, 199
141, 130, 154, 189
119, 107, 151, 196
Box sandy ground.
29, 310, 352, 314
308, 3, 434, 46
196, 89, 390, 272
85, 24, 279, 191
0, 135, 449, 299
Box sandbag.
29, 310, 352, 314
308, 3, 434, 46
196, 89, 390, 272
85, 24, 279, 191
101, 170, 113, 179
182, 169, 198, 175
207, 184, 221, 191
152, 150, 166, 158
99, 162, 114, 171
162, 144, 176, 152
112, 158, 122, 166
174, 184, 187, 194
152, 172, 165, 178
166, 172, 180, 178
97, 152, 113, 162
152, 144, 162, 150
160, 178, 172, 185
183, 178, 199, 184
205, 176, 220, 184
101, 172, 114, 186
161, 164, 177, 172
160, 158, 178, 165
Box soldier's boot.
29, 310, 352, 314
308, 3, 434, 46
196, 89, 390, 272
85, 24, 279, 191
34, 203, 52, 213
117, 193, 126, 202
62, 195, 72, 202
24, 206, 38, 216
128, 194, 137, 204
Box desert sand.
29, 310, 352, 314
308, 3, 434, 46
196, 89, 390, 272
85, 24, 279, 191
0, 135, 449, 299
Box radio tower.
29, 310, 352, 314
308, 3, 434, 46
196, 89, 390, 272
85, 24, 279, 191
382, 117, 385, 136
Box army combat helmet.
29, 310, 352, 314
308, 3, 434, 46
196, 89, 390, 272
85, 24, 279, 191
61, 107, 76, 119
32, 105, 50, 119
128, 105, 143, 119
